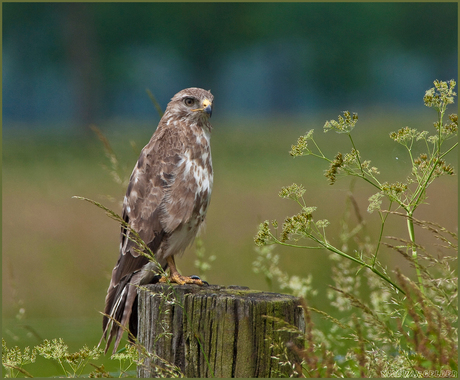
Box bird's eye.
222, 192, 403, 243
184, 97, 195, 107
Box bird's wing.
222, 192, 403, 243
102, 127, 187, 353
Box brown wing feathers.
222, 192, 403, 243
101, 141, 168, 354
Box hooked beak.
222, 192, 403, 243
192, 98, 213, 117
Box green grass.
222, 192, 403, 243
2, 108, 457, 377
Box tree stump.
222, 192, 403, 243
137, 283, 305, 378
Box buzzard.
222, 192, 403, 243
101, 88, 214, 354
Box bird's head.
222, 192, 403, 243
165, 88, 214, 122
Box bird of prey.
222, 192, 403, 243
101, 87, 214, 354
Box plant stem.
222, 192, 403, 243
271, 234, 405, 295
411, 156, 438, 209
348, 133, 365, 177
440, 141, 458, 158
406, 212, 425, 294
372, 205, 391, 268
311, 138, 326, 158
316, 237, 405, 294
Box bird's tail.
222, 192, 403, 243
100, 272, 142, 355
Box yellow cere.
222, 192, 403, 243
202, 98, 211, 108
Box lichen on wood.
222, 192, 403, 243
137, 283, 305, 378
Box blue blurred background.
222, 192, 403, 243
3, 2, 457, 129
2, 2, 458, 376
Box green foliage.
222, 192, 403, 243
35, 339, 102, 377
2, 338, 106, 378
256, 79, 457, 291
253, 80, 458, 377
2, 336, 158, 378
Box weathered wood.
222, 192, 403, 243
137, 283, 305, 378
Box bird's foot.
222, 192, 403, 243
190, 275, 209, 286
159, 273, 208, 286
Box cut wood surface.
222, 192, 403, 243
137, 283, 305, 378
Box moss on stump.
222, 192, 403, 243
137, 283, 305, 378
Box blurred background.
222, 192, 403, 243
3, 2, 458, 375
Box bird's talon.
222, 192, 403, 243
190, 275, 209, 285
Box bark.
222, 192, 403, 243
137, 283, 305, 378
